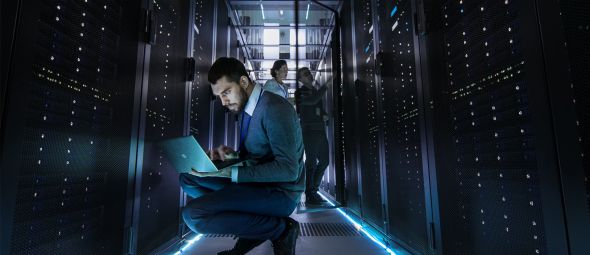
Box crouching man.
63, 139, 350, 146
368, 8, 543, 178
179, 57, 305, 255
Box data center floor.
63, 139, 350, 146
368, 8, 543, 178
179, 194, 407, 255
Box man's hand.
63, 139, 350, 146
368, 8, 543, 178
207, 145, 237, 161
189, 167, 231, 178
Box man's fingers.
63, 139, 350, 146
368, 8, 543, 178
216, 146, 226, 161
191, 168, 209, 177
209, 149, 221, 160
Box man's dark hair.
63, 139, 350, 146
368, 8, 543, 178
296, 67, 310, 81
270, 59, 287, 78
208, 57, 250, 85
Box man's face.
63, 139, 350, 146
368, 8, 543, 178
299, 69, 313, 85
211, 76, 248, 114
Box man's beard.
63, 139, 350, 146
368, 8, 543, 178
227, 87, 248, 114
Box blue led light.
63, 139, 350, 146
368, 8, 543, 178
365, 45, 371, 53
390, 6, 398, 18
174, 234, 204, 255
317, 192, 398, 255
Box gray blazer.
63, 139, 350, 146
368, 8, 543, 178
235, 91, 305, 201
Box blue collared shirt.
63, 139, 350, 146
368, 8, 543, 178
231, 83, 263, 182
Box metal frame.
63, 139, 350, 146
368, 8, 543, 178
415, 0, 443, 253
411, 0, 438, 253
208, 0, 219, 151
349, 0, 363, 219
129, 0, 155, 252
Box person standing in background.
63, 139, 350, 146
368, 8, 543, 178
264, 60, 290, 100
295, 67, 330, 204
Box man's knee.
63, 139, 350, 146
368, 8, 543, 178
181, 203, 208, 233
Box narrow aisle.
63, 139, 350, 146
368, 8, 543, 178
181, 195, 404, 255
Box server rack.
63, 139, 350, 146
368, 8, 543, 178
338, 0, 590, 254
130, 0, 192, 254
1, 0, 146, 254
419, 0, 590, 254
350, 0, 385, 231
374, 0, 431, 253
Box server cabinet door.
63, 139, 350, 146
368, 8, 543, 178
0, 0, 144, 254
424, 0, 574, 253
374, 0, 430, 253
558, 0, 590, 212
537, 0, 590, 253
133, 0, 190, 254
339, 0, 361, 214
190, 0, 215, 149
558, 0, 590, 221
351, 0, 384, 230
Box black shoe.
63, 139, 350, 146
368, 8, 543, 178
217, 238, 265, 255
272, 218, 300, 255
306, 193, 325, 205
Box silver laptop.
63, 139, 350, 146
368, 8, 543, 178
158, 136, 245, 173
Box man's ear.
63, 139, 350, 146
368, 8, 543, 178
240, 76, 249, 89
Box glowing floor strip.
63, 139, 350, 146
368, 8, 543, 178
317, 192, 397, 255
174, 234, 204, 255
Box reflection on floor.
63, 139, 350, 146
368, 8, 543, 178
181, 194, 404, 255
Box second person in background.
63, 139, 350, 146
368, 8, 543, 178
263, 60, 290, 99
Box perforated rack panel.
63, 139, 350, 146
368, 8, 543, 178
3, 0, 141, 253
135, 0, 189, 254
376, 0, 428, 253
352, 0, 383, 229
436, 1, 548, 253
190, 0, 215, 148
